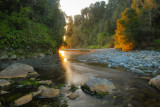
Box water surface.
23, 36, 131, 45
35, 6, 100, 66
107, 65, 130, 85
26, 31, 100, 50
0, 49, 160, 107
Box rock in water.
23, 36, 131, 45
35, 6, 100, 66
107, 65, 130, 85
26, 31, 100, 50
0, 79, 10, 87
38, 53, 45, 57
149, 75, 160, 89
10, 55, 17, 60
0, 63, 38, 78
39, 80, 52, 85
0, 55, 9, 60
0, 90, 9, 95
15, 94, 32, 106
68, 93, 78, 100
82, 77, 115, 93
38, 86, 60, 98
32, 91, 42, 97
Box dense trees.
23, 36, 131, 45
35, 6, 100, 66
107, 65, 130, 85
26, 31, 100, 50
0, 0, 65, 51
65, 0, 160, 51
114, 8, 139, 51
1, 0, 160, 51
65, 0, 132, 48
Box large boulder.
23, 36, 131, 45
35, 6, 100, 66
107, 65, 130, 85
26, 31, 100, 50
38, 86, 60, 98
149, 75, 160, 89
14, 94, 32, 106
0, 63, 38, 78
0, 79, 10, 87
82, 77, 115, 93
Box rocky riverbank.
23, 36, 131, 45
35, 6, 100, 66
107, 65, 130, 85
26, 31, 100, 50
0, 49, 54, 61
0, 63, 68, 106
77, 48, 160, 75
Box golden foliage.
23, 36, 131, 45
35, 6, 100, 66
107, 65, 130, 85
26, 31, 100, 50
114, 8, 136, 51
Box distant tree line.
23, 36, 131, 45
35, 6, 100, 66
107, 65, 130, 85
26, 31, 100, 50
0, 0, 65, 51
65, 0, 160, 51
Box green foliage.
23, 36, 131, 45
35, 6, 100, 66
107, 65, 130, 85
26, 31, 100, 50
18, 80, 39, 85
154, 39, 160, 45
97, 32, 114, 48
0, 0, 65, 51
66, 0, 160, 50
66, 0, 132, 48
69, 84, 78, 92
115, 8, 140, 51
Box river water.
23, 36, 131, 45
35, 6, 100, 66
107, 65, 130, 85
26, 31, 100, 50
0, 49, 160, 107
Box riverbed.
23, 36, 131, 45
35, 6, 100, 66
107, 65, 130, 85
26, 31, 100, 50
0, 49, 160, 107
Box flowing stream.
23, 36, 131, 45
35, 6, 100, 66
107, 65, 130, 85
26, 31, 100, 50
0, 49, 160, 107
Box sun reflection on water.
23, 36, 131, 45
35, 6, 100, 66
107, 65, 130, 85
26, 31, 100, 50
59, 50, 65, 57
59, 50, 72, 85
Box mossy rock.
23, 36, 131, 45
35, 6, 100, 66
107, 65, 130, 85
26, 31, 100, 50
95, 91, 110, 98
81, 84, 110, 98
81, 84, 95, 95
69, 84, 78, 92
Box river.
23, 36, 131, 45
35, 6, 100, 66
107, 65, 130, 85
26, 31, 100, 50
0, 49, 160, 107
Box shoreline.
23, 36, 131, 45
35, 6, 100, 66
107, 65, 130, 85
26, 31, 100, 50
76, 48, 160, 75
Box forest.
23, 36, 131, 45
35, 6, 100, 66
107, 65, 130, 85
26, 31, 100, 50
65, 0, 160, 51
0, 0, 65, 52
0, 0, 160, 52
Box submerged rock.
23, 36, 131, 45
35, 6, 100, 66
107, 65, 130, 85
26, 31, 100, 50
0, 79, 10, 87
39, 80, 52, 85
68, 93, 79, 100
0, 63, 38, 78
149, 75, 160, 89
14, 94, 32, 106
38, 86, 60, 98
82, 77, 115, 93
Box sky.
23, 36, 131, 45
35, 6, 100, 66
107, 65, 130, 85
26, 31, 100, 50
60, 0, 107, 16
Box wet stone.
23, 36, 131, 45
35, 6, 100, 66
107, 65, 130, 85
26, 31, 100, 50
0, 90, 9, 95
39, 80, 52, 85
68, 93, 79, 100
0, 63, 38, 78
38, 86, 60, 98
0, 79, 10, 87
32, 91, 42, 97
14, 94, 32, 106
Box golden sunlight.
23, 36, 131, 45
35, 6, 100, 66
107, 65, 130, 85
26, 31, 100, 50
64, 58, 67, 62
63, 36, 66, 41
59, 50, 65, 57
